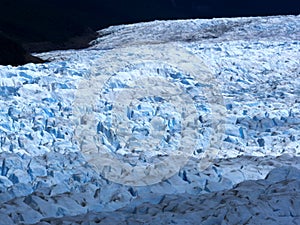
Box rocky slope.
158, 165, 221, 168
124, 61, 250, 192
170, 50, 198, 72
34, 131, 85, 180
0, 33, 45, 66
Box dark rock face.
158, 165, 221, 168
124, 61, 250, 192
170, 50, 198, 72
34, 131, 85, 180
0, 33, 45, 66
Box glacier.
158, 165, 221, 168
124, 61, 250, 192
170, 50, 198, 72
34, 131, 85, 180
0, 15, 299, 224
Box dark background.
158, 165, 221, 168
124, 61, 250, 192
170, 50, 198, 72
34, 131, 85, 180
0, 0, 299, 65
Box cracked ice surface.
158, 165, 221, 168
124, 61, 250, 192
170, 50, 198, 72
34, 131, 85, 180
0, 15, 299, 224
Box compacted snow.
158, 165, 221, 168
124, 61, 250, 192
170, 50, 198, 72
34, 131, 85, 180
0, 15, 299, 224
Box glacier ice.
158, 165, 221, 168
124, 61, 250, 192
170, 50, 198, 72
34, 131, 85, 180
0, 15, 299, 224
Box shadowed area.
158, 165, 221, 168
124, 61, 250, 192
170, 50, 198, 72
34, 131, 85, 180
0, 33, 45, 66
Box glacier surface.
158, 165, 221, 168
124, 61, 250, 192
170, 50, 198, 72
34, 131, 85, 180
0, 15, 299, 224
